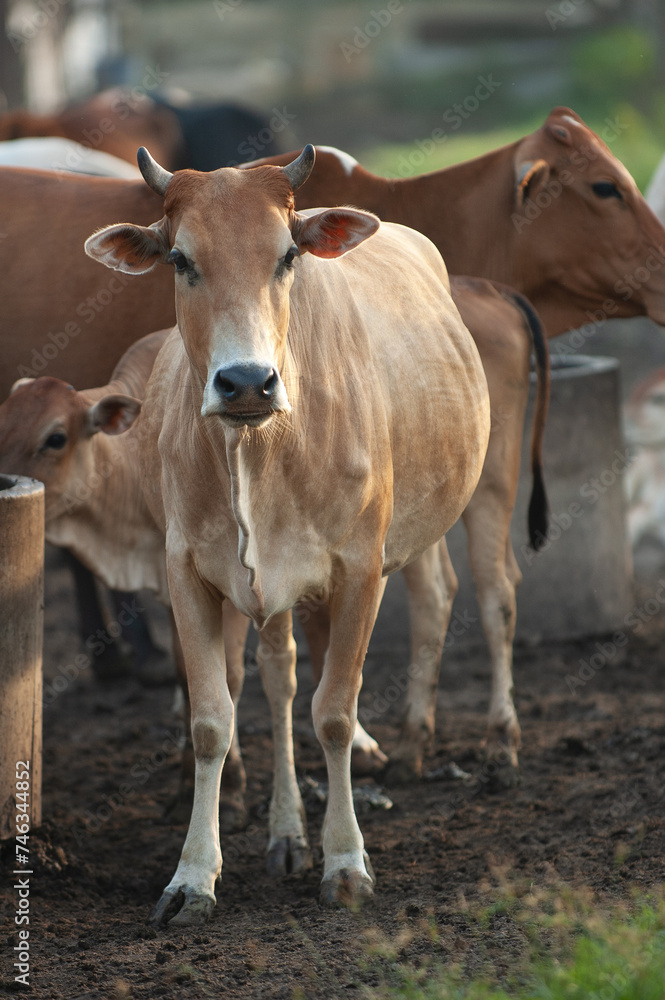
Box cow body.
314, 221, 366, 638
86, 150, 490, 921
247, 108, 665, 336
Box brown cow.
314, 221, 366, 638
85, 146, 490, 920
246, 107, 665, 336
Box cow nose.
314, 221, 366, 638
214, 364, 278, 403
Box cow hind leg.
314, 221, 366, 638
384, 540, 457, 784
257, 610, 312, 877
314, 566, 384, 907
462, 505, 521, 787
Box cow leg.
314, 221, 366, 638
150, 552, 232, 927
168, 603, 249, 833
314, 566, 384, 906
298, 603, 387, 775
62, 550, 132, 679
462, 498, 521, 780
384, 539, 458, 784
219, 602, 250, 833
108, 588, 174, 686
256, 610, 312, 877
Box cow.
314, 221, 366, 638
84, 145, 491, 921
0, 137, 141, 178
0, 331, 253, 832
0, 87, 281, 173
245, 107, 665, 337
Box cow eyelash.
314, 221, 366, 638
592, 181, 623, 201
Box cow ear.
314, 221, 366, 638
10, 377, 35, 394
86, 394, 142, 436
515, 159, 550, 207
294, 208, 380, 259
85, 220, 169, 274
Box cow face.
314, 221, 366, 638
85, 147, 379, 429
512, 107, 665, 328
0, 377, 140, 519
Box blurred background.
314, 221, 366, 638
1, 0, 664, 188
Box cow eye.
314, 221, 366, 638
283, 244, 300, 269
43, 431, 67, 451
169, 249, 189, 272
592, 181, 623, 200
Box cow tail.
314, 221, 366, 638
501, 290, 551, 551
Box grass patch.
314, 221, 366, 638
360, 881, 665, 1000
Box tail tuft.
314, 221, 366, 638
528, 462, 549, 550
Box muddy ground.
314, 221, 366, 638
2, 546, 665, 1000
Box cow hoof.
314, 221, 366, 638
266, 836, 313, 877
383, 755, 421, 786
351, 744, 389, 777
219, 796, 247, 834
319, 869, 374, 908
149, 886, 215, 928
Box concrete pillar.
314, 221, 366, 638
0, 474, 44, 839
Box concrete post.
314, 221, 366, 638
0, 474, 44, 839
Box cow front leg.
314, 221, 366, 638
168, 602, 249, 832
256, 610, 312, 877
462, 504, 521, 784
314, 567, 384, 906
298, 601, 388, 775
150, 552, 232, 928
385, 539, 457, 784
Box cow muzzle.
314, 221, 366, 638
203, 362, 290, 427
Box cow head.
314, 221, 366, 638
85, 147, 380, 429
0, 377, 140, 519
511, 107, 665, 330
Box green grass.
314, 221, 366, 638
357, 104, 663, 193
359, 883, 665, 1000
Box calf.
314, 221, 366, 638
0, 332, 252, 831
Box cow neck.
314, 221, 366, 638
386, 141, 521, 284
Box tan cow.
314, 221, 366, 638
0, 332, 252, 832
85, 146, 490, 921
246, 107, 665, 336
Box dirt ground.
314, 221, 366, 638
2, 547, 665, 1000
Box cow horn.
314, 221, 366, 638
282, 144, 315, 192
137, 146, 173, 196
